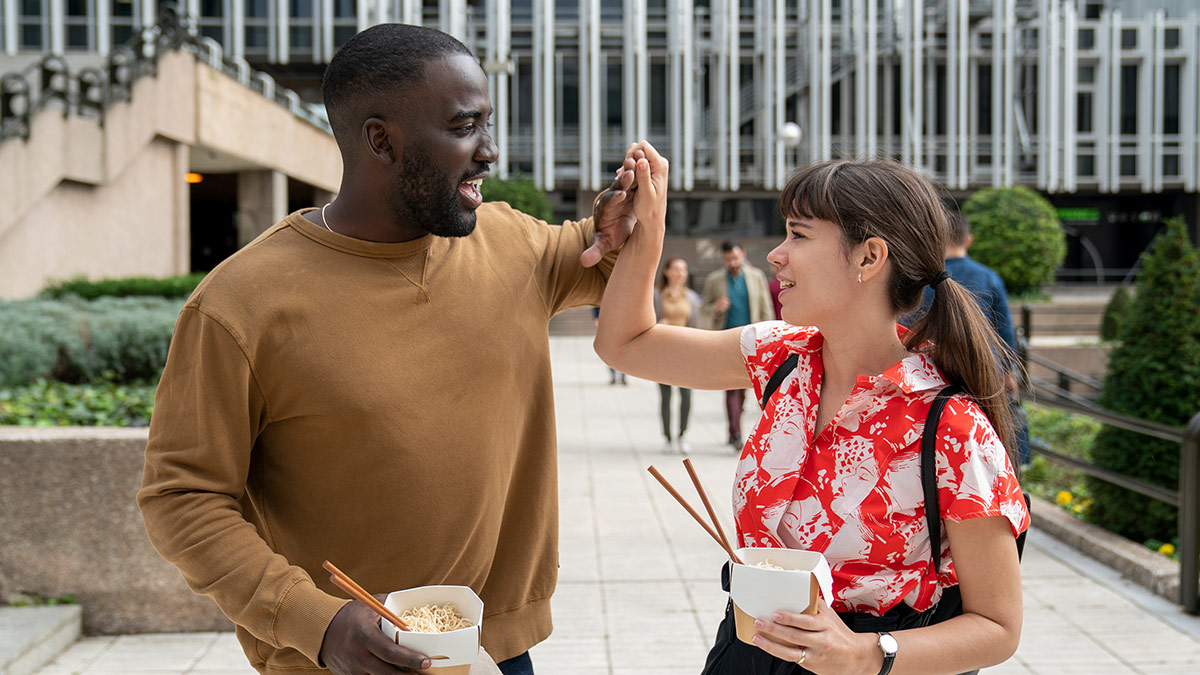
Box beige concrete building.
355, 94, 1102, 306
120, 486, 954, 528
0, 12, 339, 299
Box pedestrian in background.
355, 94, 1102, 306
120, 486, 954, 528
653, 256, 701, 452
700, 241, 774, 450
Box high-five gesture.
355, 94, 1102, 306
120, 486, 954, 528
580, 147, 640, 267
627, 140, 670, 239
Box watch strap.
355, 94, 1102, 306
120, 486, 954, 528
877, 632, 897, 675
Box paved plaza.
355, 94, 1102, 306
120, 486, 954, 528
34, 336, 1200, 674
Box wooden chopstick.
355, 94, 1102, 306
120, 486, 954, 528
647, 466, 744, 565
322, 561, 410, 632
682, 458, 742, 565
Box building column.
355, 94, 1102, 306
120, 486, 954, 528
237, 170, 288, 248
173, 143, 191, 274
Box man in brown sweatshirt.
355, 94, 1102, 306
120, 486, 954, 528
137, 24, 638, 675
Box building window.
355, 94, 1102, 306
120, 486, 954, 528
1121, 28, 1137, 50
1165, 28, 1180, 50
65, 0, 90, 50
1077, 92, 1093, 133
245, 0, 271, 55
1077, 155, 1095, 176
1084, 2, 1102, 20
1164, 64, 1180, 135
1119, 155, 1137, 176
20, 0, 46, 49
1078, 65, 1094, 84
1120, 65, 1137, 135
1164, 155, 1180, 177
1078, 28, 1094, 50
111, 0, 135, 47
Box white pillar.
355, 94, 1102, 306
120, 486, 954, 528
49, 0, 64, 54
1149, 12, 1164, 193
533, 0, 555, 190
819, 0, 831, 162
866, 0, 878, 161
484, 0, 511, 177
1064, 2, 1078, 192
1182, 13, 1196, 192
400, 0, 421, 24
232, 0, 245, 60
237, 171, 288, 248
3, 0, 17, 55
582, 0, 600, 189
991, 0, 1003, 186
441, 0, 466, 41
275, 0, 289, 64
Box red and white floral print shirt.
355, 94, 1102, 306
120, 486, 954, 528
735, 322, 1030, 615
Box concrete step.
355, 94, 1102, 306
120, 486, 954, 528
0, 605, 81, 675
549, 306, 598, 336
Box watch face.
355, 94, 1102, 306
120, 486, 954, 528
879, 633, 899, 655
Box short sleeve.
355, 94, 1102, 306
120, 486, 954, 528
934, 397, 1030, 538
738, 321, 812, 404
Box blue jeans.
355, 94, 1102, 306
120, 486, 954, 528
497, 651, 533, 675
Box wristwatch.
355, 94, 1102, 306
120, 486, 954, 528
876, 632, 898, 675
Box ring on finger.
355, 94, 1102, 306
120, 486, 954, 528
795, 647, 807, 665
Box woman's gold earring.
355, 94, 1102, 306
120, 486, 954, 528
858, 273, 864, 284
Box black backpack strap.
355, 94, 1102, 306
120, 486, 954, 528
759, 352, 799, 409
922, 384, 964, 575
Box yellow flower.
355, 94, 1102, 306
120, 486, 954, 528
1159, 543, 1176, 557
1056, 491, 1073, 506
1072, 504, 1084, 514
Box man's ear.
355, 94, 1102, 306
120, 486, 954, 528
965, 233, 974, 249
362, 117, 398, 165
857, 236, 890, 283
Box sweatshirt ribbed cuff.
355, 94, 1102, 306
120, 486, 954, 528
273, 578, 352, 666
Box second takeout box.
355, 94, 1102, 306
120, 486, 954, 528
729, 547, 834, 647
379, 585, 483, 675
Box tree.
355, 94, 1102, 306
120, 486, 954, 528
1099, 284, 1132, 342
961, 186, 1066, 296
1086, 217, 1200, 543
480, 175, 553, 222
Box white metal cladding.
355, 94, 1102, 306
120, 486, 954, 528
6, 0, 1200, 195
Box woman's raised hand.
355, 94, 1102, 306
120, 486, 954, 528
627, 140, 669, 238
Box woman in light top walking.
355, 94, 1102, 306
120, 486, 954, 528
652, 257, 702, 452
596, 142, 1028, 675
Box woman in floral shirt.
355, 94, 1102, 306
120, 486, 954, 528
596, 143, 1028, 675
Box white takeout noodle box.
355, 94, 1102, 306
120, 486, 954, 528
379, 585, 483, 675
729, 547, 834, 647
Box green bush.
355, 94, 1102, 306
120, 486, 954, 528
961, 186, 1067, 296
481, 175, 554, 222
0, 380, 156, 426
0, 296, 182, 386
41, 273, 206, 300
1086, 217, 1200, 543
1100, 284, 1133, 342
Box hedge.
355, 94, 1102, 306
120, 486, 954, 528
0, 296, 183, 387
41, 273, 206, 300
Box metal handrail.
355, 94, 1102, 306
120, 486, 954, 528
1019, 315, 1200, 614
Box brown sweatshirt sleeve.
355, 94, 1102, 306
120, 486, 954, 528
137, 306, 348, 665
509, 207, 616, 314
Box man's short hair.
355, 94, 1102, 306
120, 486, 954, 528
321, 24, 473, 148
720, 241, 740, 254
946, 210, 972, 247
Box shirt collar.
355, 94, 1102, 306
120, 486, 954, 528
780, 324, 949, 394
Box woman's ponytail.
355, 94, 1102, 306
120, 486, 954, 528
905, 275, 1017, 454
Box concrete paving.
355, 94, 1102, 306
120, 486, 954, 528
34, 336, 1200, 675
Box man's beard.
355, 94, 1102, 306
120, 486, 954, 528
390, 146, 478, 238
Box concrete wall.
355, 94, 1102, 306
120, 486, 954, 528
0, 139, 190, 298
0, 49, 340, 299
0, 428, 231, 635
